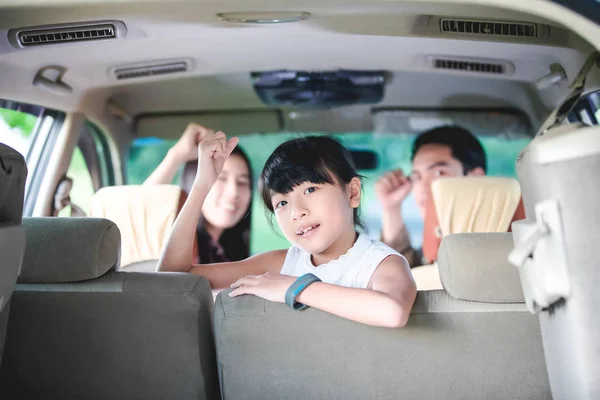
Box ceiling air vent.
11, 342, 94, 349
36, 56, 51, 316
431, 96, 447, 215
429, 17, 550, 40
433, 58, 506, 74
113, 60, 190, 80
8, 21, 126, 48
441, 18, 536, 37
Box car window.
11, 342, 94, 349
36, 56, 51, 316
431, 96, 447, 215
0, 99, 68, 216
568, 90, 600, 125
128, 109, 531, 255
54, 122, 113, 217
57, 146, 95, 217
0, 102, 44, 158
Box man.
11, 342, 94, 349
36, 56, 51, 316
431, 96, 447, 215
376, 125, 487, 267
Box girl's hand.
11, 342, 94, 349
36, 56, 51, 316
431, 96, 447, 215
171, 123, 214, 162
229, 272, 296, 303
196, 130, 238, 188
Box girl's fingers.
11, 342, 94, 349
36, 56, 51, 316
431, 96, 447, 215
229, 285, 255, 297
205, 132, 236, 160
225, 137, 239, 157
230, 275, 260, 288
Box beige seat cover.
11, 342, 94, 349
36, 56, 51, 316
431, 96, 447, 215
90, 185, 183, 268
416, 177, 521, 291
431, 176, 521, 237
411, 263, 443, 291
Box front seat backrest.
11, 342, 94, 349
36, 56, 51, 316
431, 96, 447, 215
1, 217, 219, 400
511, 123, 600, 400
0, 143, 27, 365
90, 185, 195, 270
213, 232, 550, 400
422, 176, 522, 263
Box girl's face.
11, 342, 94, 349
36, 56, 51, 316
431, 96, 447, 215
202, 153, 252, 230
270, 177, 361, 258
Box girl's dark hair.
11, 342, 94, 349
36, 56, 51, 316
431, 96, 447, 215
181, 146, 252, 261
259, 136, 366, 231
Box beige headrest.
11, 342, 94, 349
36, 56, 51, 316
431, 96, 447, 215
91, 185, 184, 267
438, 233, 525, 303
431, 177, 521, 236
19, 218, 120, 283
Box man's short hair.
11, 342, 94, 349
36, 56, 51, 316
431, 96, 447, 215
411, 125, 487, 174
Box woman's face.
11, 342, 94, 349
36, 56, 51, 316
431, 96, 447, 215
202, 153, 252, 230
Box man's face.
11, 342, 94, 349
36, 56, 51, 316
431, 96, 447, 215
411, 144, 479, 217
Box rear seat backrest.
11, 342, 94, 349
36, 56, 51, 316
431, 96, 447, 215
422, 176, 522, 263
213, 232, 550, 400
90, 185, 196, 270
0, 143, 27, 367
0, 218, 219, 400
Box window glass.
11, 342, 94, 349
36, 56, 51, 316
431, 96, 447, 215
0, 103, 43, 158
128, 110, 531, 255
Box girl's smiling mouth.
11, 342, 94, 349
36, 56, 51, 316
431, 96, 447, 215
296, 224, 320, 237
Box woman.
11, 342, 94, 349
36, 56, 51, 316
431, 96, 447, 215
145, 123, 253, 263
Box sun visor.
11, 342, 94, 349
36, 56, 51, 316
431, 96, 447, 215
135, 110, 282, 138
372, 109, 532, 138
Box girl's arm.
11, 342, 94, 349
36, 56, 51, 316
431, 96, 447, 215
156, 128, 236, 273
189, 250, 287, 290
298, 255, 416, 327
156, 173, 210, 273
230, 255, 417, 328
157, 176, 285, 285
156, 128, 287, 288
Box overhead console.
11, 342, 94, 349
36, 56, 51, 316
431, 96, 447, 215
251, 70, 388, 108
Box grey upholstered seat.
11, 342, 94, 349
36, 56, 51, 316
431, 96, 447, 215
213, 232, 550, 400
0, 143, 27, 366
0, 217, 219, 400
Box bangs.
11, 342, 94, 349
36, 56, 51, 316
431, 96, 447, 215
259, 136, 356, 211
265, 162, 335, 197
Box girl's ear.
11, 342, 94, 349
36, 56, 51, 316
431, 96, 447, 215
347, 177, 362, 208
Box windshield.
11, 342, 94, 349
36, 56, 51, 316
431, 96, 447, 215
128, 109, 530, 255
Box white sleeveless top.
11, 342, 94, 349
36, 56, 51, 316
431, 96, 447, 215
279, 233, 401, 289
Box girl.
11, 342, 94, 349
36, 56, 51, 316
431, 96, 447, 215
158, 130, 416, 328
145, 123, 252, 263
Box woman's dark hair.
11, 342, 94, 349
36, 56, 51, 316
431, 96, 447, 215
181, 146, 252, 261
411, 125, 487, 174
259, 136, 366, 231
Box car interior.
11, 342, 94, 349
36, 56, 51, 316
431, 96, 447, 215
0, 0, 599, 399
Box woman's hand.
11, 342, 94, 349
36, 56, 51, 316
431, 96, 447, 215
171, 123, 214, 162
195, 130, 239, 188
229, 272, 296, 303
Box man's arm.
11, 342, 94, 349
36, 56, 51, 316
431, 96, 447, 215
381, 213, 422, 267
376, 169, 422, 266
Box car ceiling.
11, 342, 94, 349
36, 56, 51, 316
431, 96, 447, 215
0, 0, 597, 124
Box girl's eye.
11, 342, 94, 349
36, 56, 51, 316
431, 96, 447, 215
304, 187, 316, 195
275, 200, 287, 209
